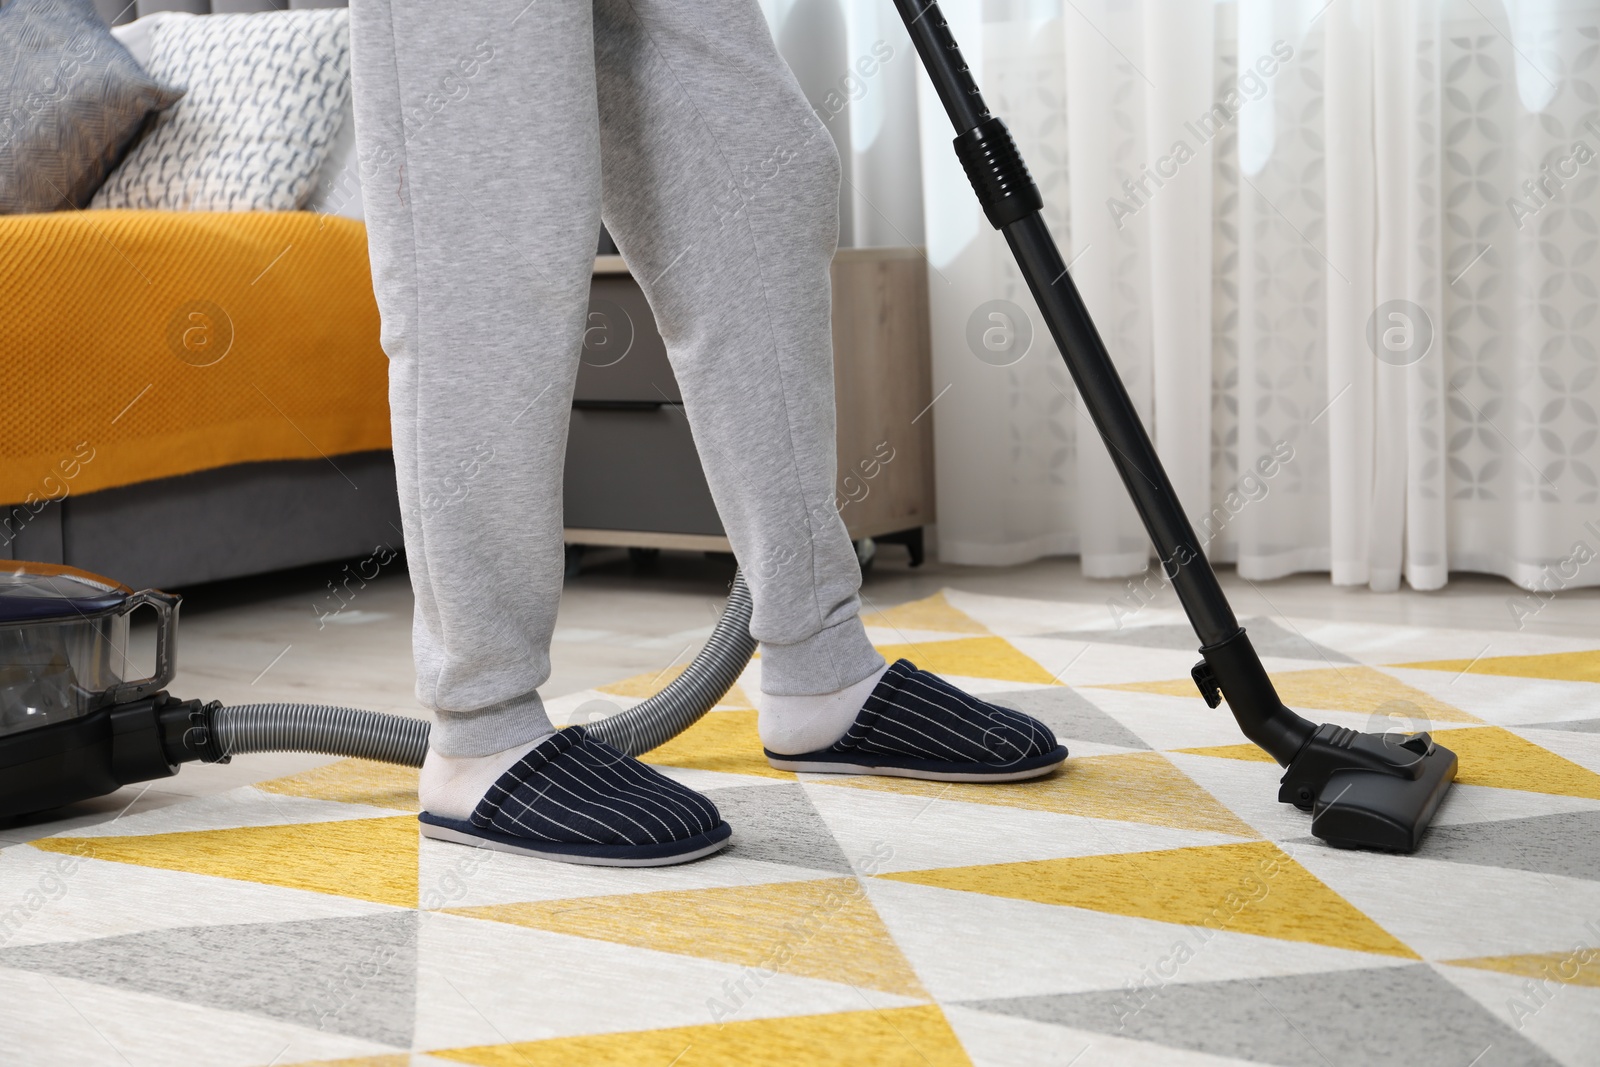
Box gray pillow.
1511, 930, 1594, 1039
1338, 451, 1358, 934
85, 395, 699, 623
0, 0, 184, 214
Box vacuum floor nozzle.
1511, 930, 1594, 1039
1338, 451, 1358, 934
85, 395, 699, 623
1309, 743, 1458, 852
1279, 723, 1458, 852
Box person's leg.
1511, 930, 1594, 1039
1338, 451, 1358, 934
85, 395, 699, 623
349, 0, 729, 862
593, 0, 1065, 780
350, 0, 595, 757
591, 0, 881, 700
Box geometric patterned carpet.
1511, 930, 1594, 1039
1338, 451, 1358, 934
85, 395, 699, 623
3, 587, 1598, 1066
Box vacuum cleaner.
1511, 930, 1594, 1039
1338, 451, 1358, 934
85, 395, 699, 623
0, 561, 756, 821
0, 0, 1454, 853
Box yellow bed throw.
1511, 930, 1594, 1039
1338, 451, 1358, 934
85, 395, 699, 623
1, 210, 390, 506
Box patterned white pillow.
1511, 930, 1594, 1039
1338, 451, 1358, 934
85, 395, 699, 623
91, 10, 349, 212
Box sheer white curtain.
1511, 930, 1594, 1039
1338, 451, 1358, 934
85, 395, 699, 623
770, 0, 1600, 596
760, 0, 926, 248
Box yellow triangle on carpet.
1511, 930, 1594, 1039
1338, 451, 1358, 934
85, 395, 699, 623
258, 758, 420, 812
872, 636, 1058, 685
1433, 726, 1600, 798
449, 877, 925, 999
720, 683, 755, 710
862, 590, 989, 634
433, 1005, 970, 1067
1100, 664, 1480, 723
642, 709, 793, 780
881, 840, 1416, 959
1395, 649, 1600, 684
818, 751, 1258, 838
32, 816, 418, 908
600, 664, 753, 709
1180, 726, 1600, 797
601, 663, 690, 698
1445, 952, 1600, 987
1173, 743, 1277, 763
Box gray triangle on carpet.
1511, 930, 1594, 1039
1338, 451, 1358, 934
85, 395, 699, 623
699, 782, 855, 874
986, 687, 1150, 750
1039, 616, 1353, 663
959, 964, 1559, 1066
0, 911, 418, 1047
1417, 810, 1600, 881
1518, 718, 1600, 734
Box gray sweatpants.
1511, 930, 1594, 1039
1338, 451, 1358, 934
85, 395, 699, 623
348, 0, 884, 756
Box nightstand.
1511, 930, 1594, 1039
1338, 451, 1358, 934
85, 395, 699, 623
563, 247, 935, 567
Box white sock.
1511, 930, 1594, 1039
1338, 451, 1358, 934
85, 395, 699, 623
758, 663, 889, 755
418, 728, 555, 820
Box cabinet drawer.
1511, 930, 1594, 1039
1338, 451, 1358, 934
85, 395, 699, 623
563, 405, 721, 535
576, 276, 682, 404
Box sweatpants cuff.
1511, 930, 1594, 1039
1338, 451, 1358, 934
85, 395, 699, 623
759, 614, 885, 696
428, 690, 557, 758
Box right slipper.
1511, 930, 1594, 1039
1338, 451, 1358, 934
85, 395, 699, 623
764, 658, 1068, 781
418, 726, 732, 867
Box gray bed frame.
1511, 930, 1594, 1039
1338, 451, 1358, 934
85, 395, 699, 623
2, 452, 403, 591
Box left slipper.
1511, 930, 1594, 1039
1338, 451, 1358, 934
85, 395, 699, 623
418, 726, 731, 866
764, 658, 1067, 781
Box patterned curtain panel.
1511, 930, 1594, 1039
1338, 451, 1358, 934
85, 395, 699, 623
889, 0, 1600, 596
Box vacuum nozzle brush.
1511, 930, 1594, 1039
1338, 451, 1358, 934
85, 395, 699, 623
1282, 723, 1458, 852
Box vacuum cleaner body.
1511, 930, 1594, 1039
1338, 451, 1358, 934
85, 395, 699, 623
0, 691, 207, 821
0, 563, 203, 818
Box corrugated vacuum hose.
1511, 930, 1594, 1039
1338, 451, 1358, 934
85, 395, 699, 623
208, 702, 431, 765
203, 569, 757, 767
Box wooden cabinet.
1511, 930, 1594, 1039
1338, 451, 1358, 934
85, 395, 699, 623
828, 247, 935, 549
563, 247, 935, 559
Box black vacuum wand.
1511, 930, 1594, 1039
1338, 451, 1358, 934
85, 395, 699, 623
891, 0, 1456, 852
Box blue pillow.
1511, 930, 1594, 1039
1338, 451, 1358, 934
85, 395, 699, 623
0, 0, 183, 213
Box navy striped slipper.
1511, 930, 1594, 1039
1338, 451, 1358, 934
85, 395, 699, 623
765, 659, 1068, 781
418, 726, 731, 867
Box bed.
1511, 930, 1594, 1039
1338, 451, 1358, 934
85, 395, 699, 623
0, 208, 399, 590
1, 7, 399, 591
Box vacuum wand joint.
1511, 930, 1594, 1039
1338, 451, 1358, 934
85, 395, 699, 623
1196, 629, 1315, 765
953, 118, 1044, 229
